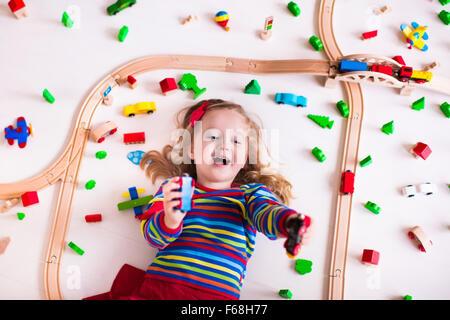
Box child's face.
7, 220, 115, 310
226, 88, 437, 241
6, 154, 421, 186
191, 108, 249, 186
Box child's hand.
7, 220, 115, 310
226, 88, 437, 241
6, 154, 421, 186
283, 214, 313, 258
162, 177, 194, 229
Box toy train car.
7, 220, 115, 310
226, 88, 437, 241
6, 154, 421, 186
339, 60, 432, 84
340, 170, 355, 194
370, 65, 393, 76
339, 60, 368, 73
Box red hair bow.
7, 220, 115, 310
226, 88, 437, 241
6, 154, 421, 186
190, 102, 210, 128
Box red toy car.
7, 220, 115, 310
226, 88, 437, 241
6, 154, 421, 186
340, 170, 355, 194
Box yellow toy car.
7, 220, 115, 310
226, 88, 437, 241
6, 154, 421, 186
123, 102, 156, 117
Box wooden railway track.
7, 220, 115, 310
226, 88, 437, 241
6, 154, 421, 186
319, 0, 364, 300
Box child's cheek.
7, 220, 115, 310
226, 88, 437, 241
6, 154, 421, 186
234, 144, 248, 166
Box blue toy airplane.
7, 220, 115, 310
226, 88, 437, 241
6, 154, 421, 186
400, 21, 429, 51
4, 116, 33, 148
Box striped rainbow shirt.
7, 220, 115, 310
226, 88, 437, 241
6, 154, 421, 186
139, 178, 297, 300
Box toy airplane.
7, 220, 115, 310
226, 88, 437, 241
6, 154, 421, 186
4, 116, 33, 148
400, 22, 429, 51
117, 187, 153, 217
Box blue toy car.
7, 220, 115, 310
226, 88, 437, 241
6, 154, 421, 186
275, 93, 308, 107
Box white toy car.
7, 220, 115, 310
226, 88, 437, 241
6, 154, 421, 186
401, 183, 435, 197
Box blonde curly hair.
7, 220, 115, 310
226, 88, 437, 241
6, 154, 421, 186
140, 99, 294, 205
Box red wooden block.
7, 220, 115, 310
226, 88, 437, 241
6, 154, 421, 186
85, 214, 102, 223
127, 75, 137, 89
159, 78, 177, 95
362, 30, 378, 40
123, 132, 145, 144
362, 249, 380, 265
8, 0, 25, 13
392, 55, 406, 66
412, 142, 432, 160
21, 191, 39, 207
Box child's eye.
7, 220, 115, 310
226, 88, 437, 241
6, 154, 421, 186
208, 135, 218, 141
234, 139, 242, 144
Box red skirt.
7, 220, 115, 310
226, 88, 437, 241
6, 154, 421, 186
83, 264, 231, 300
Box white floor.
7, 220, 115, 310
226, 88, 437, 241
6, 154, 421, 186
0, 0, 449, 300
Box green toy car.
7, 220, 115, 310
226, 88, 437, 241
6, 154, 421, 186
107, 0, 136, 16
364, 201, 381, 215
287, 1, 301, 17
336, 100, 349, 117
309, 35, 324, 51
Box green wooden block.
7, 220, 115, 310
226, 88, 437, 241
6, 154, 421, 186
17, 212, 26, 220
118, 25, 129, 42
309, 35, 324, 51
287, 2, 301, 17
440, 102, 450, 118
244, 80, 261, 95
438, 10, 450, 25
117, 195, 153, 211
95, 151, 107, 159
381, 120, 394, 135
85, 180, 96, 190
43, 89, 55, 104
360, 155, 372, 167
295, 259, 313, 275
336, 100, 349, 117
62, 11, 74, 28
307, 114, 334, 129
279, 289, 293, 299
440, 0, 450, 5
404, 294, 413, 300
412, 97, 425, 111
364, 201, 381, 214
68, 241, 84, 255
312, 147, 326, 162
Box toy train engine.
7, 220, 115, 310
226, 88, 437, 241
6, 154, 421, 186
397, 66, 432, 84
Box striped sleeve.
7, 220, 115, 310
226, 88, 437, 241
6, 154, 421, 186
140, 178, 183, 249
242, 183, 297, 240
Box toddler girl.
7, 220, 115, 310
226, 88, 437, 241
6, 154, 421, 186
84, 99, 311, 300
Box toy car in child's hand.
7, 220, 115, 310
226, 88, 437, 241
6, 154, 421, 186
175, 175, 195, 213
284, 214, 311, 258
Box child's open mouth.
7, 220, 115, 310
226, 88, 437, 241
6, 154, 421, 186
212, 156, 231, 166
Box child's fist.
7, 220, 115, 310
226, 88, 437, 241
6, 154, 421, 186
283, 214, 312, 258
